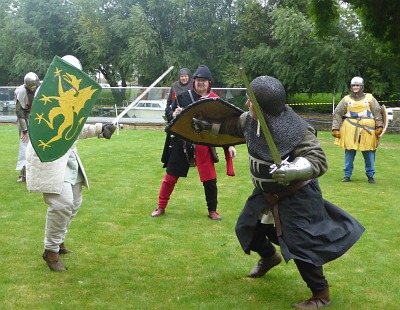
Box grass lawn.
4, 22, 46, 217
0, 125, 399, 309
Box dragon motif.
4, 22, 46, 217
34, 67, 98, 150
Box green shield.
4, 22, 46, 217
29, 56, 101, 162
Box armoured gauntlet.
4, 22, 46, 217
375, 126, 383, 137
98, 123, 117, 139
332, 130, 340, 138
270, 157, 313, 186
192, 118, 220, 136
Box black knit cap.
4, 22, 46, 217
193, 65, 212, 81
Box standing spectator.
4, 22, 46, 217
161, 68, 194, 170
151, 65, 236, 220
166, 68, 193, 108
26, 55, 116, 271
332, 76, 384, 184
15, 72, 40, 182
192, 75, 365, 308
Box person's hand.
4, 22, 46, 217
99, 123, 117, 139
332, 130, 340, 139
21, 131, 29, 143
375, 126, 383, 137
192, 117, 211, 134
172, 107, 183, 118
228, 146, 236, 158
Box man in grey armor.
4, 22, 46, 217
15, 72, 40, 182
193, 75, 365, 309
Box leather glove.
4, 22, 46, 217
332, 130, 340, 139
99, 123, 117, 139
375, 126, 383, 137
270, 157, 313, 186
192, 117, 212, 134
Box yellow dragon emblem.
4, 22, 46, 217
34, 67, 98, 150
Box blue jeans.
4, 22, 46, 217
344, 149, 375, 178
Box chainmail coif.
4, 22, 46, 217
244, 105, 309, 162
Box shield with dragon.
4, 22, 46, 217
29, 56, 102, 162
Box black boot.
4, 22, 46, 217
203, 179, 219, 218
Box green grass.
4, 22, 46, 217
0, 125, 399, 309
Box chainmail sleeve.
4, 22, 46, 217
332, 98, 347, 130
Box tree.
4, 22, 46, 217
310, 0, 400, 53
0, 0, 80, 84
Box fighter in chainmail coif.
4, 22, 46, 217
193, 75, 365, 309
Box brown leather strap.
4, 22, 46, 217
262, 179, 311, 237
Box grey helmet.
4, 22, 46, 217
62, 55, 82, 70
178, 68, 192, 78
350, 76, 364, 86
350, 76, 364, 92
24, 72, 39, 89
250, 76, 286, 116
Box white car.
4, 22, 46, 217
386, 107, 400, 122
126, 99, 167, 119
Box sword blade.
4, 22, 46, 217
112, 66, 174, 124
240, 68, 281, 164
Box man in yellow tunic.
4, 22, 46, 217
332, 76, 383, 184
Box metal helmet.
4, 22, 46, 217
250, 76, 286, 116
61, 55, 82, 70
24, 72, 39, 88
350, 76, 364, 86
350, 76, 364, 93
178, 68, 192, 78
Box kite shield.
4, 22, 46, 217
165, 97, 246, 146
29, 56, 102, 162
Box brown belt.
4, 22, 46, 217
262, 180, 311, 237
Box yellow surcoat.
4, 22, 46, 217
335, 94, 378, 151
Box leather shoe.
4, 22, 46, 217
59, 243, 72, 254
248, 252, 282, 277
292, 287, 331, 309
208, 211, 221, 220
151, 207, 165, 217
42, 250, 66, 271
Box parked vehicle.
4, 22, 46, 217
126, 99, 167, 119
0, 87, 15, 112
387, 107, 400, 122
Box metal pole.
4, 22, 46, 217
112, 66, 174, 124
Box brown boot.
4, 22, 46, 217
59, 243, 73, 254
292, 287, 331, 309
42, 250, 66, 271
248, 252, 282, 278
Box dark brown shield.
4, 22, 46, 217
165, 97, 246, 146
